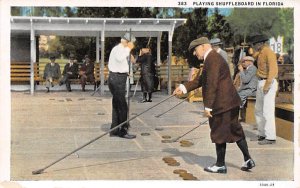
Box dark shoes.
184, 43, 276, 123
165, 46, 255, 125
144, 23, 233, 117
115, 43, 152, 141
258, 139, 276, 145
59, 82, 63, 86
241, 159, 255, 171
51, 82, 54, 87
139, 99, 147, 103
109, 132, 136, 139
204, 164, 227, 174
120, 133, 136, 139
46, 87, 50, 93
147, 99, 152, 102
250, 135, 265, 141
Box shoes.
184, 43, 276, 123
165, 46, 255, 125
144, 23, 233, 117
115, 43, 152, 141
139, 99, 147, 103
51, 82, 54, 87
59, 82, 63, 86
250, 135, 265, 141
258, 136, 266, 141
68, 89, 72, 92
204, 164, 227, 174
147, 99, 152, 102
258, 139, 276, 145
241, 159, 255, 171
82, 88, 85, 92
46, 87, 49, 93
119, 133, 136, 139
109, 133, 119, 137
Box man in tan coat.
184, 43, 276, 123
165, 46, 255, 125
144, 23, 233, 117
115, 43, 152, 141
174, 37, 255, 173
249, 35, 278, 145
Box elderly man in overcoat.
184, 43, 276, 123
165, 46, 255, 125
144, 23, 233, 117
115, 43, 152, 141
174, 37, 255, 173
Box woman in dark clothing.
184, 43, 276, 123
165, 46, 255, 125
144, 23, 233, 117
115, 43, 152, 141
136, 48, 155, 102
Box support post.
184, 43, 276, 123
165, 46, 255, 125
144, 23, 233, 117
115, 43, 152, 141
100, 21, 106, 95
30, 21, 35, 95
157, 32, 162, 66
167, 22, 175, 95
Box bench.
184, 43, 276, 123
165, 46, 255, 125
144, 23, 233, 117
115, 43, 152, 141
277, 64, 294, 92
11, 62, 42, 83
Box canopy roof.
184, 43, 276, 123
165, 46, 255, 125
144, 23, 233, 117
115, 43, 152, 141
11, 16, 187, 37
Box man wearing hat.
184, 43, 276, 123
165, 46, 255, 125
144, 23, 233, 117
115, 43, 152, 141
249, 34, 278, 145
210, 38, 228, 63
107, 32, 136, 139
236, 56, 258, 122
79, 55, 95, 92
173, 36, 255, 173
59, 54, 78, 92
43, 55, 61, 93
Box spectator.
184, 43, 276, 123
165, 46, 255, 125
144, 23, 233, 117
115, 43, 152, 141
43, 55, 61, 93
249, 34, 278, 145
59, 54, 78, 92
236, 56, 258, 122
79, 55, 95, 92
136, 48, 155, 102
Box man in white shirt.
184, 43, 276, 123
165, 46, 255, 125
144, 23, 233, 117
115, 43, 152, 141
108, 33, 136, 139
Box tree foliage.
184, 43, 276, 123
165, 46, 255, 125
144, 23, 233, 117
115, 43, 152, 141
226, 8, 294, 52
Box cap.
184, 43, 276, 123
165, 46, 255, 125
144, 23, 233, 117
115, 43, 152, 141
69, 54, 75, 60
249, 34, 269, 45
210, 38, 222, 46
122, 32, 136, 43
188, 37, 210, 51
242, 56, 255, 62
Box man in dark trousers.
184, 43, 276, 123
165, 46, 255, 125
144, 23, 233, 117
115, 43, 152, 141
107, 33, 136, 139
173, 37, 255, 173
79, 55, 95, 91
43, 55, 61, 93
136, 48, 155, 103
59, 54, 78, 92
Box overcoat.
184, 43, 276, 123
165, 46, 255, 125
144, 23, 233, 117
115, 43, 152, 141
184, 50, 245, 143
62, 63, 78, 79
136, 53, 155, 93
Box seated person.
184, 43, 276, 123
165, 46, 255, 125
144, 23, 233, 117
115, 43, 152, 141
43, 55, 61, 93
59, 54, 78, 92
236, 56, 258, 122
79, 55, 95, 91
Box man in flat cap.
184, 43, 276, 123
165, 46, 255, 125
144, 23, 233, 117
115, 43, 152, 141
236, 56, 258, 122
43, 55, 61, 93
173, 36, 255, 173
59, 54, 78, 92
107, 32, 136, 139
249, 34, 278, 145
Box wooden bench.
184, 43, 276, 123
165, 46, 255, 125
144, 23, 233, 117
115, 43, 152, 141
277, 64, 294, 92
11, 62, 41, 82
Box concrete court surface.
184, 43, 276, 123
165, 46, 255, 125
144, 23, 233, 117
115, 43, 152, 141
10, 90, 294, 183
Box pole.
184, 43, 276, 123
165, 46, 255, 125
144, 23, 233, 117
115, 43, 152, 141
127, 29, 132, 122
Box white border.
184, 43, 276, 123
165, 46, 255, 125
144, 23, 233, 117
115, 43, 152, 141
1, 0, 299, 188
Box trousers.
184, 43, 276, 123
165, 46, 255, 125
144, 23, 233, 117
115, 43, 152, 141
255, 79, 278, 140
108, 72, 129, 136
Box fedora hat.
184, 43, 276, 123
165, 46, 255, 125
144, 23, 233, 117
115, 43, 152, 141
188, 37, 210, 51
249, 34, 269, 45
122, 32, 136, 43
